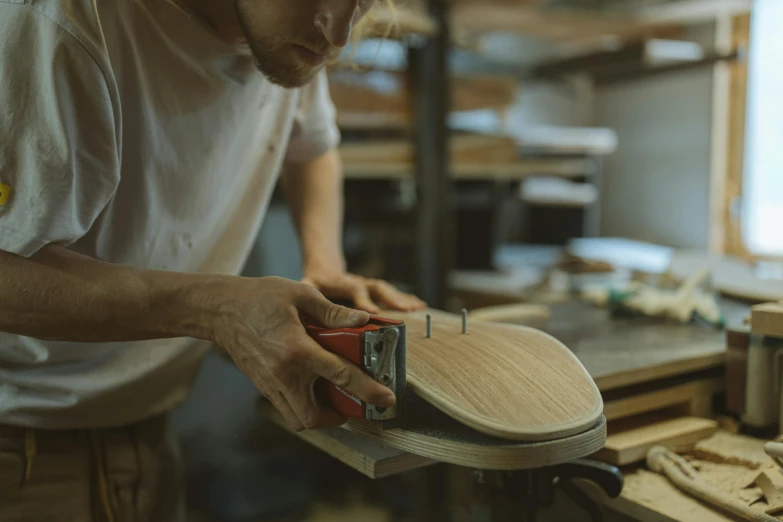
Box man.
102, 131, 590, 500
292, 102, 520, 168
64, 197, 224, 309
0, 0, 425, 520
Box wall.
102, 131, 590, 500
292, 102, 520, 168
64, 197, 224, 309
596, 68, 714, 248
596, 25, 717, 248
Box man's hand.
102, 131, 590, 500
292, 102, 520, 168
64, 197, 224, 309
210, 276, 396, 432
301, 269, 426, 314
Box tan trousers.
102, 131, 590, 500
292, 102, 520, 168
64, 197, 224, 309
0, 414, 185, 522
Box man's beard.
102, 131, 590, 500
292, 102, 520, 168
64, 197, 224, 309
234, 0, 337, 88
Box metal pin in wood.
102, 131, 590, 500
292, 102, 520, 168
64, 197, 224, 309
426, 314, 432, 338
462, 309, 468, 334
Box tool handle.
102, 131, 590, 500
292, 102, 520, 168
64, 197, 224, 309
306, 326, 365, 419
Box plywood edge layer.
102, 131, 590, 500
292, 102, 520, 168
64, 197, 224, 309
342, 417, 608, 470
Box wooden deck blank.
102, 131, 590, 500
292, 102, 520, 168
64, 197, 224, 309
384, 309, 604, 442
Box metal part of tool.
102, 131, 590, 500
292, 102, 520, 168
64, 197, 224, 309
462, 309, 468, 334
364, 327, 400, 422
426, 314, 432, 338
307, 317, 406, 429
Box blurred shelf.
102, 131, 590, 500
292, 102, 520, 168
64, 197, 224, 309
343, 158, 595, 180
330, 69, 517, 131
450, 0, 752, 43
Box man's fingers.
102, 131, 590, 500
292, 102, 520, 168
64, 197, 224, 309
369, 280, 426, 312
295, 285, 369, 328
270, 392, 305, 432
350, 283, 380, 314
305, 338, 396, 408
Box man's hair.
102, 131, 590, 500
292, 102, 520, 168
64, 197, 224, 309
351, 0, 399, 45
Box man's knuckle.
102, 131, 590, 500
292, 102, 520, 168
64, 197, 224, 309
332, 365, 351, 386
282, 346, 306, 366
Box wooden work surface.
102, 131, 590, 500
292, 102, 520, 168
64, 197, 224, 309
546, 299, 746, 392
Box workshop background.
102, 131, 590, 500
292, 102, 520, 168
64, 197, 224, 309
173, 0, 783, 520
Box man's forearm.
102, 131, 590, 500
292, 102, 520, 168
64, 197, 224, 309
283, 149, 345, 273
0, 245, 222, 343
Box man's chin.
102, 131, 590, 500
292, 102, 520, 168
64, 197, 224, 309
256, 61, 321, 89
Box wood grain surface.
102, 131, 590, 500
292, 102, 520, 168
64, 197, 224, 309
383, 309, 604, 441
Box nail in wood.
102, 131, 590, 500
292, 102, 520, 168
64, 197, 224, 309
426, 314, 432, 338
462, 309, 468, 334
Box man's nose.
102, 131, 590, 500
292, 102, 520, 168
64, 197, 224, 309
315, 0, 361, 48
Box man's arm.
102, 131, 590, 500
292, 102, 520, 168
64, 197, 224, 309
282, 149, 346, 277
0, 244, 394, 430
283, 150, 426, 313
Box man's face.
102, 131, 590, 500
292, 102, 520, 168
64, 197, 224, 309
235, 0, 375, 88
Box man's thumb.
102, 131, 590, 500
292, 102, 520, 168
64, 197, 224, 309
299, 290, 370, 329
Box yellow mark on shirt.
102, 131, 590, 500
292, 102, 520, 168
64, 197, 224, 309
0, 183, 11, 206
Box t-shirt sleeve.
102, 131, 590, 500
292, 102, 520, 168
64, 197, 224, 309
284, 69, 341, 164
0, 5, 120, 258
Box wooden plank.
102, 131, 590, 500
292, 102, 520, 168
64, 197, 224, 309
602, 376, 725, 422
329, 70, 517, 129
751, 302, 783, 338
258, 399, 436, 479
594, 416, 718, 466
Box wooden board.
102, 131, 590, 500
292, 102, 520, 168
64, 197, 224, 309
752, 302, 783, 338
594, 416, 718, 466
341, 394, 607, 470
383, 309, 604, 441
258, 399, 436, 479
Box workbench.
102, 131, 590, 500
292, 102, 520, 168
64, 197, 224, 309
257, 298, 746, 480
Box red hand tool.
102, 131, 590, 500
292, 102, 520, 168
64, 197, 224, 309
306, 316, 406, 429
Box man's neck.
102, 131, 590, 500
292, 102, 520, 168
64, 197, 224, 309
176, 0, 246, 43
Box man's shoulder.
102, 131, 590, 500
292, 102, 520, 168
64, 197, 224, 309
0, 0, 113, 67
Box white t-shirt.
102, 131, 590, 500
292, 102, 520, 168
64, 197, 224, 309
0, 0, 340, 428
